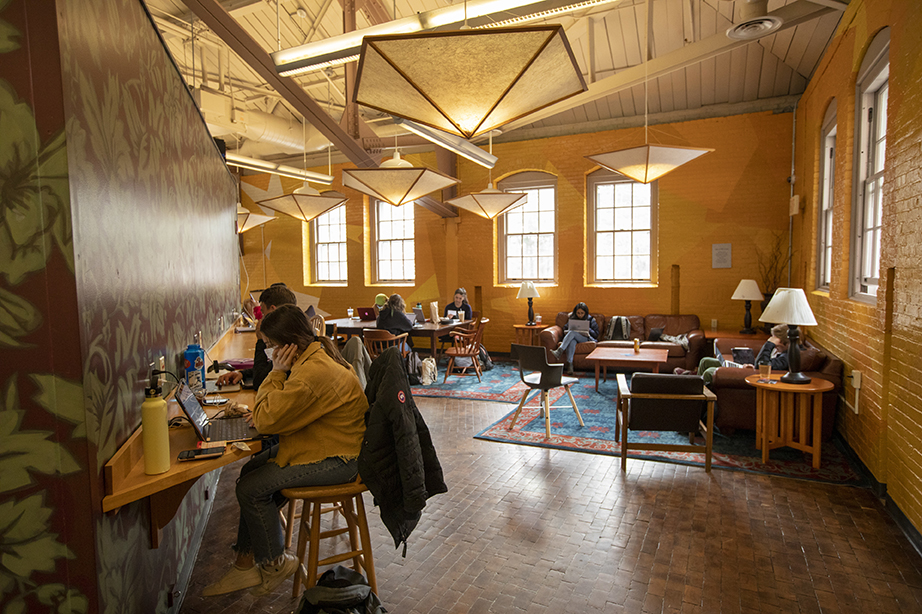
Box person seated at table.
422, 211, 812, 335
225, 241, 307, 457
203, 304, 367, 597
550, 302, 599, 375
376, 293, 414, 349
675, 323, 791, 384
216, 284, 297, 390
443, 287, 472, 321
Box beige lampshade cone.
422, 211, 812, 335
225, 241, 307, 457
731, 279, 763, 301
354, 25, 587, 140
236, 207, 276, 233
586, 144, 714, 184
516, 280, 540, 299
257, 191, 347, 222
758, 288, 817, 326
343, 166, 459, 207
446, 186, 527, 219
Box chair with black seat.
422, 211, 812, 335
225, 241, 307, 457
507, 343, 584, 439
443, 319, 488, 382
363, 329, 409, 361
615, 373, 716, 472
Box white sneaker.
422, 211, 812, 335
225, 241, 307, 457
202, 564, 261, 596
251, 552, 299, 596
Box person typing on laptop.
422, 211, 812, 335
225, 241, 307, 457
215, 284, 296, 391
204, 305, 367, 597
550, 302, 599, 375
675, 323, 791, 384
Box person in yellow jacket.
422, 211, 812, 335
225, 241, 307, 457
204, 304, 367, 597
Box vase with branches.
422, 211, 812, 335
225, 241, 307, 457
756, 231, 789, 332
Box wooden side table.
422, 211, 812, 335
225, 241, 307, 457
745, 374, 833, 468
514, 324, 547, 346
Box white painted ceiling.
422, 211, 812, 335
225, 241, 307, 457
144, 0, 846, 169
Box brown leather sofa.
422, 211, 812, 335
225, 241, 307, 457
538, 313, 706, 372
708, 336, 843, 440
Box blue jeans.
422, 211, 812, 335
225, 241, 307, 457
233, 444, 358, 564
559, 331, 590, 363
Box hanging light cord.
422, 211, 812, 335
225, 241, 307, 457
644, 0, 649, 145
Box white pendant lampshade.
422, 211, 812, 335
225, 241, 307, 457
446, 183, 527, 219
586, 144, 714, 184
342, 152, 459, 207
354, 25, 587, 140
236, 206, 276, 233
257, 184, 348, 222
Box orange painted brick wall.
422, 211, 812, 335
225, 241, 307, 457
793, 0, 922, 531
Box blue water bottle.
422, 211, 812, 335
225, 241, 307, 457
184, 331, 206, 394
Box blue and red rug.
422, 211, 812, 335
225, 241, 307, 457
412, 361, 866, 486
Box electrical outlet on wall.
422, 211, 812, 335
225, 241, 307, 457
851, 370, 862, 389
711, 318, 718, 331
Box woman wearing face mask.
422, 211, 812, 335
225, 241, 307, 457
551, 302, 599, 375
203, 304, 367, 598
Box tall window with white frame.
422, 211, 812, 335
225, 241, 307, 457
589, 169, 656, 284
497, 172, 556, 283
375, 200, 415, 282
817, 102, 836, 290
308, 205, 347, 283
852, 28, 889, 299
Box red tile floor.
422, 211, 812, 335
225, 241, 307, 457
182, 396, 922, 613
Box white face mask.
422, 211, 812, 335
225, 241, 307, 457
264, 347, 274, 361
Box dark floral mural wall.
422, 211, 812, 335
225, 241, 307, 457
1, 0, 239, 612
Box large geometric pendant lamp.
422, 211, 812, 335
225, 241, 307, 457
446, 133, 527, 218
353, 24, 587, 140
586, 0, 712, 183
342, 151, 459, 207
236, 206, 275, 233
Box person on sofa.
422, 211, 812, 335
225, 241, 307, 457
676, 323, 790, 384
551, 302, 599, 375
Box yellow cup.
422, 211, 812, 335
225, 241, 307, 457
759, 363, 771, 380
633, 338, 640, 353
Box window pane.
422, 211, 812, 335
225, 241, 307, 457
597, 232, 613, 256
597, 257, 613, 280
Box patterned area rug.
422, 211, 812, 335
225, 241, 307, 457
413, 361, 867, 486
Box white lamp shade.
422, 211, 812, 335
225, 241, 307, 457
731, 279, 763, 301
236, 207, 276, 233
257, 191, 347, 223
516, 280, 540, 299
446, 186, 527, 219
586, 144, 714, 184
343, 163, 459, 207
758, 288, 817, 326
354, 25, 587, 140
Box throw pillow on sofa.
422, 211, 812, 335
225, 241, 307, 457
798, 347, 826, 372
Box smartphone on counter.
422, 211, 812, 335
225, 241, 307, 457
178, 447, 225, 461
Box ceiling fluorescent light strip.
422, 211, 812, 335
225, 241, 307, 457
396, 118, 498, 168
225, 153, 334, 185
272, 0, 545, 74
278, 54, 361, 77
477, 0, 622, 28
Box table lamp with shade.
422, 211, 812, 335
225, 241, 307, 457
758, 288, 817, 385
731, 279, 763, 334
516, 281, 540, 326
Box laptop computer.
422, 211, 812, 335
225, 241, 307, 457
731, 347, 756, 365
357, 307, 377, 321
568, 319, 591, 332
412, 306, 427, 324
175, 381, 260, 443
714, 344, 744, 369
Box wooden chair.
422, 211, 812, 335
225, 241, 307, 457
615, 373, 716, 472
438, 315, 480, 356
507, 343, 584, 439
363, 329, 409, 360
280, 477, 376, 598
443, 319, 488, 382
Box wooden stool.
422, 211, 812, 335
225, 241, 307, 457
280, 478, 377, 598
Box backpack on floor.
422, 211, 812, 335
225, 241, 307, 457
405, 350, 423, 385
478, 344, 494, 371
296, 565, 386, 614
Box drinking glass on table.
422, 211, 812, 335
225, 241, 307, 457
347, 307, 354, 318
759, 363, 771, 381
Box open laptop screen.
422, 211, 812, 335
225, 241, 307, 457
176, 382, 210, 440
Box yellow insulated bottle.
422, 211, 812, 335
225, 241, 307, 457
142, 385, 171, 475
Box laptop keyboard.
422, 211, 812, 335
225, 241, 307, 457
209, 418, 250, 442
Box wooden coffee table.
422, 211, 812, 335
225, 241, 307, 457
586, 347, 670, 392
745, 374, 833, 468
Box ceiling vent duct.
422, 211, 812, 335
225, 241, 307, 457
726, 0, 783, 41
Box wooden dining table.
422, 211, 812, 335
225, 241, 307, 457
326, 317, 474, 362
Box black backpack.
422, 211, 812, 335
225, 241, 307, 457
478, 344, 494, 371
296, 565, 386, 614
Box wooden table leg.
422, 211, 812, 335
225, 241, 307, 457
595, 362, 601, 392
811, 392, 822, 469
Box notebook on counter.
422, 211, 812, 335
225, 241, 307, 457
176, 382, 260, 443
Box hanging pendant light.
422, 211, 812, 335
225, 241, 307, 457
585, 0, 712, 184
258, 111, 348, 221
237, 205, 276, 233
354, 24, 587, 140
447, 132, 527, 218
343, 151, 459, 207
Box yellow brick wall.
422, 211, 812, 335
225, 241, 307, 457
793, 0, 922, 530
